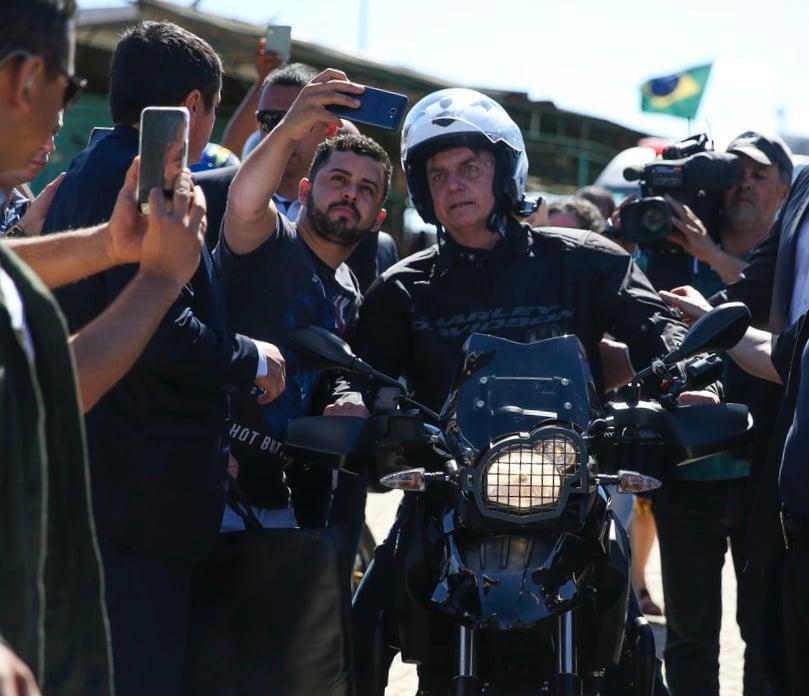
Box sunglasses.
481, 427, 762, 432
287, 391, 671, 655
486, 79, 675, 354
60, 69, 87, 109
255, 109, 286, 134
0, 49, 86, 109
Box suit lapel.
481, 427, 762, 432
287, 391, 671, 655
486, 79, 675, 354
772, 169, 809, 331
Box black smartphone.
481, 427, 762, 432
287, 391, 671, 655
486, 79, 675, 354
326, 86, 409, 131
137, 106, 189, 214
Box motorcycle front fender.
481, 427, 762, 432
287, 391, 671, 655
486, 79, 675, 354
429, 532, 585, 630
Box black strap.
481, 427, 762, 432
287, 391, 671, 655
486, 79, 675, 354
225, 475, 264, 531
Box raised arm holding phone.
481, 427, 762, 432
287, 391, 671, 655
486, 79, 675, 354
217, 68, 391, 531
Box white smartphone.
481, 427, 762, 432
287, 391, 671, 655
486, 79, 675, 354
265, 25, 291, 62
137, 106, 189, 215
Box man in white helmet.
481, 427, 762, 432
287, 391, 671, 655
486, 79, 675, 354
334, 88, 689, 416
332, 88, 702, 695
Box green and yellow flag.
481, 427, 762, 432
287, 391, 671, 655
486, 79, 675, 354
640, 64, 712, 119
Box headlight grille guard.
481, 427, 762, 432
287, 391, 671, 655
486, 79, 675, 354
462, 424, 588, 524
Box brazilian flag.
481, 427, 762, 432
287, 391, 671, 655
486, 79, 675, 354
640, 64, 712, 119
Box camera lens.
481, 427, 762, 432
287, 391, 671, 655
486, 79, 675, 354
642, 207, 667, 233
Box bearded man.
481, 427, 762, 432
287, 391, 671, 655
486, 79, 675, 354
215, 68, 391, 528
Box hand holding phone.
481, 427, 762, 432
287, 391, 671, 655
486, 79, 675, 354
137, 106, 189, 215
325, 86, 409, 131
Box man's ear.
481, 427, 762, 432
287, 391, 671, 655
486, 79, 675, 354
10, 56, 44, 111
371, 208, 387, 233
779, 179, 791, 202
183, 90, 203, 115
298, 178, 310, 204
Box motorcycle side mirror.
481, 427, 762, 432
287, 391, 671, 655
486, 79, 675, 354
634, 302, 751, 382
288, 326, 410, 391
288, 326, 442, 422
666, 302, 751, 361
288, 326, 361, 371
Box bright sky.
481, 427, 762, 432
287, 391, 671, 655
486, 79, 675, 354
78, 0, 809, 154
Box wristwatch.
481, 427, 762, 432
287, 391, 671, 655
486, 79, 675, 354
5, 223, 26, 238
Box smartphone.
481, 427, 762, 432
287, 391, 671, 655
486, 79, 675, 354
87, 126, 113, 146
265, 25, 291, 63
137, 106, 189, 215
326, 86, 409, 131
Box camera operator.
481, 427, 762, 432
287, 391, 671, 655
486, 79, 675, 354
637, 132, 792, 696
664, 131, 791, 289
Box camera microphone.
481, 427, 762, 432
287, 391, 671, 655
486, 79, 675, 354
623, 165, 644, 182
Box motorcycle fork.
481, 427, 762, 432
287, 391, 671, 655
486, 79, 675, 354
553, 610, 583, 696
449, 612, 585, 696
451, 625, 481, 696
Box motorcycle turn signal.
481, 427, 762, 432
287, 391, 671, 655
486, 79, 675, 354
380, 468, 448, 491
597, 470, 662, 494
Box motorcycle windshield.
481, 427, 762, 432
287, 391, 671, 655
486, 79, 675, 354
443, 333, 599, 454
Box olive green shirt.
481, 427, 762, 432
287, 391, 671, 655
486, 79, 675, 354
0, 242, 113, 694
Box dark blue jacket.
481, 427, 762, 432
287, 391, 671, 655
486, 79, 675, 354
43, 125, 258, 561
193, 164, 238, 251
706, 168, 809, 564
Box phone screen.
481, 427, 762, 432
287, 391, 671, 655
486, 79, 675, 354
137, 106, 189, 215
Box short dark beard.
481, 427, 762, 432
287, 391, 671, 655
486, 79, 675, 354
305, 189, 372, 246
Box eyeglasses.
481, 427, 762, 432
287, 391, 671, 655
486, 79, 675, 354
0, 49, 86, 109
255, 109, 286, 134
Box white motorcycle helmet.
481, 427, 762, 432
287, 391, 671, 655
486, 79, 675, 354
401, 88, 529, 227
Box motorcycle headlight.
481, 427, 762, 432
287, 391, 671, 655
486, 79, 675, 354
480, 426, 583, 517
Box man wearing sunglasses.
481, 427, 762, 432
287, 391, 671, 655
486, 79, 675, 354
195, 61, 320, 251
0, 2, 220, 695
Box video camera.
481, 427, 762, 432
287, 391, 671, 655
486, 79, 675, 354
617, 134, 740, 251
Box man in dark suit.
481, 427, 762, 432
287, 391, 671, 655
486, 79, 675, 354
663, 272, 809, 696
41, 21, 285, 696
714, 165, 809, 538
705, 157, 808, 695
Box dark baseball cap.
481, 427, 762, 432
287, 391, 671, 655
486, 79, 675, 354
726, 131, 793, 180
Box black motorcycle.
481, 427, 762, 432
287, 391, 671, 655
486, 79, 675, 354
286, 303, 753, 696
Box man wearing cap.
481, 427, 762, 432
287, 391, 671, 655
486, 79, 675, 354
662, 131, 792, 297
643, 131, 792, 696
